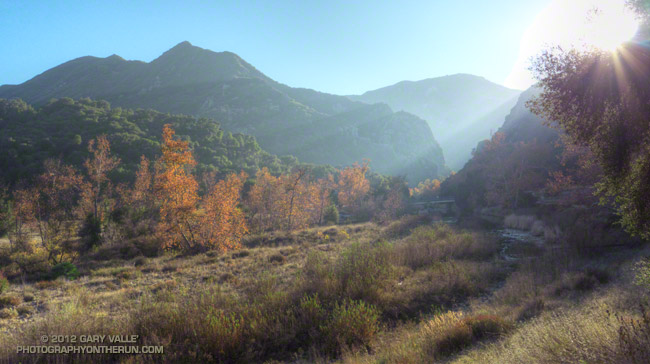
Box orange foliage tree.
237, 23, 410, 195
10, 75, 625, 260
410, 179, 441, 200
247, 167, 326, 231
337, 161, 370, 212
154, 124, 200, 251
199, 171, 248, 252
247, 168, 282, 232
154, 124, 247, 252
119, 155, 155, 214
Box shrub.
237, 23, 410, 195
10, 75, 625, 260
516, 298, 546, 321
133, 256, 148, 267
268, 254, 286, 264
324, 204, 340, 225
395, 225, 496, 269
634, 257, 650, 290
335, 241, 393, 304
295, 294, 327, 346
17, 305, 34, 316
23, 293, 35, 302
0, 307, 18, 319
616, 305, 650, 363
463, 314, 513, 340
232, 249, 250, 259
301, 242, 394, 305
50, 262, 80, 280
420, 312, 512, 360
0, 272, 8, 294
0, 295, 21, 308
383, 215, 432, 238
35, 280, 64, 290
420, 311, 470, 359
323, 299, 380, 354
161, 264, 178, 273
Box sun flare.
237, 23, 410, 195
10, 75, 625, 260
505, 0, 640, 89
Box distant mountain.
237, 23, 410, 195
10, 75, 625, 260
440, 86, 560, 212
496, 87, 557, 144
0, 41, 447, 184
349, 74, 521, 170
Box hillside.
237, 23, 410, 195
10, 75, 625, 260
440, 87, 561, 212
497, 87, 557, 144
0, 97, 308, 184
0, 42, 447, 184
349, 74, 522, 170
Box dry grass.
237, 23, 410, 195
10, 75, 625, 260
0, 220, 646, 364
394, 224, 497, 269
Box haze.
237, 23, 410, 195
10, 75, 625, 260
1, 0, 551, 94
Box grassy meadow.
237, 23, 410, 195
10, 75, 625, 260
0, 215, 648, 363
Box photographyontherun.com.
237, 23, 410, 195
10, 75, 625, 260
17, 335, 163, 354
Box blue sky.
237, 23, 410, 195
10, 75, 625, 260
0, 0, 551, 94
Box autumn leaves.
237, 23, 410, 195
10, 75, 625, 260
154, 125, 248, 252
3, 124, 375, 257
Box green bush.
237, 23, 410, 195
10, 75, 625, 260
634, 257, 650, 290
50, 262, 80, 280
0, 272, 8, 294
323, 299, 380, 353
323, 204, 339, 225
335, 241, 393, 303
301, 242, 394, 306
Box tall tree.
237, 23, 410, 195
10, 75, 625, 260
337, 161, 370, 213
199, 171, 248, 251
31, 160, 83, 264
530, 34, 650, 238
154, 124, 200, 251
79, 135, 120, 246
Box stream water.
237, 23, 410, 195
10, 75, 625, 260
495, 228, 545, 262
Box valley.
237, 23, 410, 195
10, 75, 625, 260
1, 1, 650, 362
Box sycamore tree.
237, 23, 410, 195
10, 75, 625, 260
78, 135, 120, 248
337, 161, 370, 213
31, 160, 84, 264
154, 124, 247, 252
247, 167, 326, 231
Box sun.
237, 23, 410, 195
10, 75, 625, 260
579, 2, 640, 51
505, 0, 640, 89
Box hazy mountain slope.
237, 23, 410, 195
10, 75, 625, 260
0, 98, 301, 184
0, 41, 447, 184
497, 87, 557, 143
349, 74, 521, 170
440, 86, 560, 212
279, 103, 448, 181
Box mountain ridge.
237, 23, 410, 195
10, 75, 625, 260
348, 74, 522, 170
0, 41, 448, 184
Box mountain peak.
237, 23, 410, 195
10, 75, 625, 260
105, 54, 124, 61
147, 42, 270, 85
169, 40, 194, 51
176, 40, 193, 47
